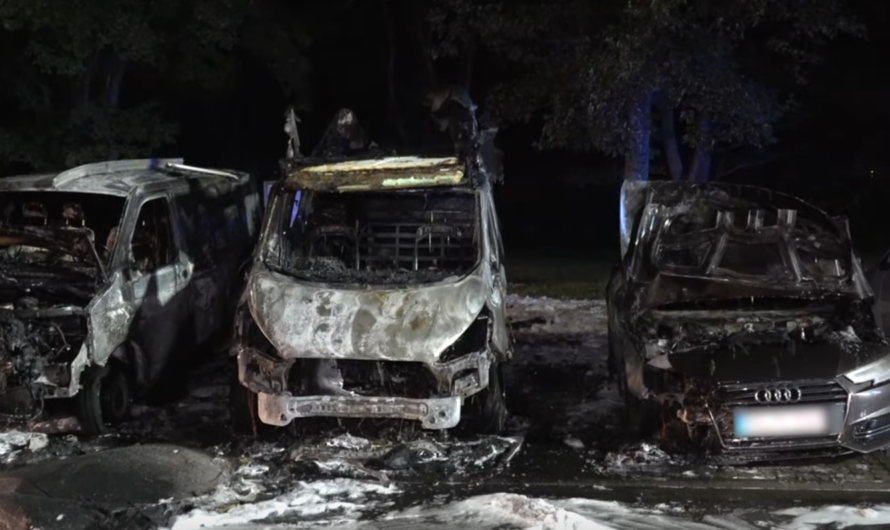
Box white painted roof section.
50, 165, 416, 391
51, 158, 183, 188
0, 158, 240, 197
301, 156, 459, 173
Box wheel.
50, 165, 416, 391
229, 365, 265, 436
460, 360, 508, 435
76, 363, 133, 436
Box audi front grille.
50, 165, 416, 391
713, 379, 849, 452
719, 379, 848, 407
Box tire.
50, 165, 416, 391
610, 328, 659, 439
623, 388, 660, 438
460, 361, 508, 435
76, 363, 133, 436
229, 366, 263, 436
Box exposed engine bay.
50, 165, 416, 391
0, 192, 116, 421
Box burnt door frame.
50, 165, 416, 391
122, 193, 193, 386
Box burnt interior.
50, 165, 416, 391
131, 197, 177, 274
0, 191, 125, 265
267, 188, 479, 283
652, 206, 850, 283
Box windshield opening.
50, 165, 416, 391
263, 187, 480, 284
652, 208, 852, 285
0, 191, 125, 268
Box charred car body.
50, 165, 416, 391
232, 98, 510, 434
0, 159, 261, 434
608, 181, 890, 457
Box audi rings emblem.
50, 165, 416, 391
754, 386, 802, 403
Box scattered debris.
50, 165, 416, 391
164, 479, 397, 530
0, 431, 49, 462
603, 443, 674, 469
564, 437, 585, 450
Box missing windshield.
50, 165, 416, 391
265, 188, 479, 284
652, 207, 853, 284
0, 191, 125, 269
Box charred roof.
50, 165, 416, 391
0, 159, 248, 198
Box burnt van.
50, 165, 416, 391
231, 101, 510, 435
0, 159, 261, 434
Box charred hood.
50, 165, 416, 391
246, 261, 490, 362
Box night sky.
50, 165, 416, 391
2, 0, 888, 254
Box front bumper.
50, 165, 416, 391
235, 345, 494, 430
258, 393, 462, 429
701, 376, 890, 455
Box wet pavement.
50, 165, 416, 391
0, 444, 226, 529
3, 295, 890, 529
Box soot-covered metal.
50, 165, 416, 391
0, 222, 107, 421
0, 160, 261, 435
232, 91, 510, 435
608, 181, 890, 459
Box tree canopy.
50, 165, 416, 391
0, 0, 315, 172
429, 0, 863, 181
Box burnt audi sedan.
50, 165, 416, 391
607, 181, 890, 458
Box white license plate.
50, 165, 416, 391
733, 404, 845, 439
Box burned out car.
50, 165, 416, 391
607, 180, 890, 457
0, 159, 261, 434
231, 104, 510, 435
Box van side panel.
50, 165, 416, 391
172, 174, 261, 347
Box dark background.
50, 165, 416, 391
2, 0, 888, 256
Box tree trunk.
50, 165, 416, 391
656, 96, 684, 181
686, 114, 712, 182
461, 44, 475, 90
413, 2, 437, 87
623, 91, 653, 182
73, 52, 101, 107
381, 0, 406, 145
105, 59, 127, 109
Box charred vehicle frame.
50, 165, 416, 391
0, 159, 261, 434
607, 180, 890, 458
232, 99, 511, 434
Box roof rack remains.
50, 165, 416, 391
283, 156, 465, 192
